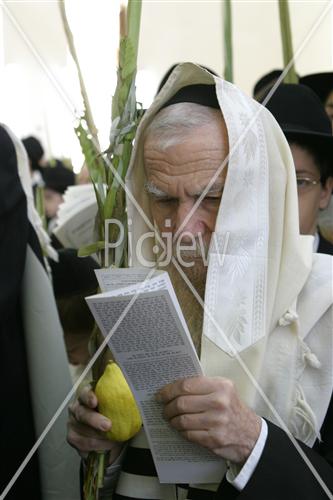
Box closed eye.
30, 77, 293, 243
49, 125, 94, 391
154, 197, 177, 204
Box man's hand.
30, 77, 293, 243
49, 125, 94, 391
156, 376, 261, 465
67, 384, 123, 463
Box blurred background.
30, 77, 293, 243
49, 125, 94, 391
0, 0, 332, 173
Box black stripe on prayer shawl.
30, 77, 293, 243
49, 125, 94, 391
113, 495, 159, 500
187, 486, 219, 499
120, 446, 158, 476
113, 443, 223, 499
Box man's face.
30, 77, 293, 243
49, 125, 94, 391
290, 143, 333, 235
44, 188, 63, 219
144, 118, 228, 276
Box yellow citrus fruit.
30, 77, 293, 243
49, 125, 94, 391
95, 362, 142, 442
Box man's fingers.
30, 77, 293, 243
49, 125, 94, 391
69, 401, 111, 432
67, 425, 114, 453
168, 409, 225, 431
156, 377, 208, 403
163, 394, 211, 419
78, 384, 98, 408
169, 412, 208, 431
156, 376, 233, 403
68, 416, 109, 439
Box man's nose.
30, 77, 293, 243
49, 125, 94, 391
174, 201, 205, 240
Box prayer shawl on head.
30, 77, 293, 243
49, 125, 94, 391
112, 63, 333, 499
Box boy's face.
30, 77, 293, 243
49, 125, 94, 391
290, 143, 333, 235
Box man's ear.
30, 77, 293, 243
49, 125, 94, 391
319, 176, 333, 210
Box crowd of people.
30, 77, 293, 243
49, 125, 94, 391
1, 64, 332, 499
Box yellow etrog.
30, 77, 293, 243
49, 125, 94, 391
95, 362, 142, 442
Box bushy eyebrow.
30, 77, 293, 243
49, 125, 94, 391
144, 180, 224, 199
193, 182, 224, 196
144, 181, 169, 198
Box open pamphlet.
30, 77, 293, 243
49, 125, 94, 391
53, 184, 98, 249
86, 268, 225, 484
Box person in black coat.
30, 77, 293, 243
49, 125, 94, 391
264, 83, 333, 255
0, 125, 80, 500
0, 127, 42, 500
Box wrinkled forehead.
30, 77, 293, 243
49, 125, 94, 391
142, 103, 228, 161
143, 102, 227, 141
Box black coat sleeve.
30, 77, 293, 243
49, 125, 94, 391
215, 398, 333, 500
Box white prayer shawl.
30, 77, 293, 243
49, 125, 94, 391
124, 63, 333, 492
4, 125, 80, 500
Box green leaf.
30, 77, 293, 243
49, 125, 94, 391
103, 179, 119, 221
78, 241, 105, 257
120, 38, 136, 79
75, 119, 107, 184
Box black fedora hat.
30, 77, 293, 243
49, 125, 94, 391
300, 72, 333, 103
253, 69, 283, 99
265, 83, 333, 172
253, 69, 300, 101
42, 159, 75, 194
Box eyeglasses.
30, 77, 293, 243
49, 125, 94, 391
296, 177, 321, 192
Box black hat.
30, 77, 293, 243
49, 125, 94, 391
265, 83, 333, 173
161, 83, 219, 110
157, 63, 219, 95
42, 159, 75, 194
253, 70, 283, 99
300, 72, 333, 103
22, 136, 44, 171
253, 69, 300, 101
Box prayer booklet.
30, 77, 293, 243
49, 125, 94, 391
86, 268, 225, 484
53, 184, 98, 249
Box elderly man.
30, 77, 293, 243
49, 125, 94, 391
68, 63, 333, 499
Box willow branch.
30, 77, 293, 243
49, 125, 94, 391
223, 0, 233, 83
127, 0, 142, 71
58, 0, 100, 149
278, 0, 298, 84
